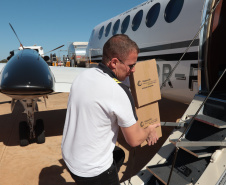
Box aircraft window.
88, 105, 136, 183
132, 10, 143, 31
146, 3, 160, 28
98, 26, 104, 39
121, 15, 130, 34
105, 22, 112, 37
164, 0, 184, 23
112, 19, 120, 35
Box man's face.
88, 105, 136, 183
114, 51, 138, 81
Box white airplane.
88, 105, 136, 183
0, 24, 87, 146
86, 0, 226, 184
86, 0, 205, 104
0, 50, 86, 147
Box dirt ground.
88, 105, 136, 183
0, 93, 188, 185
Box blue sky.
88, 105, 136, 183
0, 0, 146, 60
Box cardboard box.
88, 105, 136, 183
136, 102, 162, 147
136, 102, 162, 136
130, 59, 161, 107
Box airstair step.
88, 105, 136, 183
195, 114, 226, 128
170, 139, 214, 158
146, 149, 209, 185
203, 98, 226, 122
168, 120, 226, 158
147, 164, 190, 185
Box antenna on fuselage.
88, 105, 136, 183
9, 23, 24, 49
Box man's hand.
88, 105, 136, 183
146, 123, 160, 146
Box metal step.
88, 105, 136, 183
147, 164, 190, 185
168, 120, 226, 158
195, 114, 226, 128
146, 149, 210, 185
203, 98, 226, 123
170, 139, 215, 158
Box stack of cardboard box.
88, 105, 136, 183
129, 59, 162, 146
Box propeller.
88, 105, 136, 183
44, 45, 65, 55
9, 23, 24, 49
9, 23, 64, 60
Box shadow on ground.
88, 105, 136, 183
0, 100, 67, 146
39, 159, 75, 185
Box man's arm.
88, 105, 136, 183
120, 122, 160, 147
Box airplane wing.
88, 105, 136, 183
49, 66, 87, 92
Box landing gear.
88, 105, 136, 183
35, 119, 45, 144
18, 99, 46, 146
19, 121, 29, 146
19, 119, 45, 146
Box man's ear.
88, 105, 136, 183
108, 58, 118, 69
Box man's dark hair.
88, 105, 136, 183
102, 34, 139, 64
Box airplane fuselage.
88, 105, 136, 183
86, 0, 205, 103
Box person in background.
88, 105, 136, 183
61, 34, 160, 185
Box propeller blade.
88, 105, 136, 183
44, 45, 65, 54
9, 23, 24, 49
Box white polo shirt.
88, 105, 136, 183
61, 67, 136, 177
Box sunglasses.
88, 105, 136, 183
117, 58, 136, 70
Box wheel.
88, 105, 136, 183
35, 119, 45, 144
19, 121, 29, 146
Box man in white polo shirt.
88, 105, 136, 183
61, 34, 160, 185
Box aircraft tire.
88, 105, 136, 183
19, 121, 29, 146
35, 119, 45, 144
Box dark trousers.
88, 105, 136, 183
69, 146, 125, 185
69, 162, 120, 185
